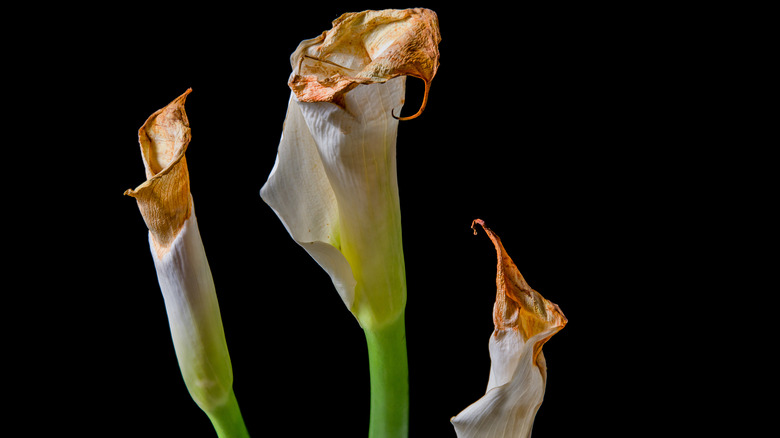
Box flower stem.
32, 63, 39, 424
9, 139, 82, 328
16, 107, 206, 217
364, 313, 409, 438
206, 389, 250, 438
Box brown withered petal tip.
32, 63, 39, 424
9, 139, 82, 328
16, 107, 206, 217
289, 8, 441, 120
471, 218, 567, 359
125, 89, 194, 256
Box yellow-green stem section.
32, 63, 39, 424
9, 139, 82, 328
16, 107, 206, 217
206, 389, 250, 438
365, 313, 409, 438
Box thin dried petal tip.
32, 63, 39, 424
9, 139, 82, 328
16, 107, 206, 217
472, 219, 567, 356
289, 8, 441, 118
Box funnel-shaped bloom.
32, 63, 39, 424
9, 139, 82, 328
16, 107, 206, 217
261, 8, 440, 329
125, 89, 249, 438
262, 79, 408, 328
451, 220, 567, 438
260, 9, 440, 438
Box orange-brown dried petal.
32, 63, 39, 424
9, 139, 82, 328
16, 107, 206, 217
125, 89, 193, 256
472, 219, 567, 363
288, 8, 440, 118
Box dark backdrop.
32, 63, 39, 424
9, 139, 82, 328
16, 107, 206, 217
14, 2, 723, 437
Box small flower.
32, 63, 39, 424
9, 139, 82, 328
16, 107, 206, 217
126, 89, 248, 438
451, 220, 567, 438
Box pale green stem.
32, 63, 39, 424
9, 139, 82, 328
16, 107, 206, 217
206, 389, 250, 438
365, 313, 409, 438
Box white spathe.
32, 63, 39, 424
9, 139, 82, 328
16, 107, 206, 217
151, 206, 233, 413
261, 77, 407, 328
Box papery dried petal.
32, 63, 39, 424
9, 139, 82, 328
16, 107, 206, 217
289, 8, 440, 119
125, 88, 193, 256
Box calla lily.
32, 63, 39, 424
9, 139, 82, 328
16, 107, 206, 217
451, 220, 567, 438
260, 8, 440, 438
125, 89, 249, 438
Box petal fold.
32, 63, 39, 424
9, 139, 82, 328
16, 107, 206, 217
152, 209, 234, 413
260, 94, 357, 309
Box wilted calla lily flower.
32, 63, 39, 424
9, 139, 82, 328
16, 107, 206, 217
451, 220, 567, 438
260, 9, 440, 438
125, 89, 249, 438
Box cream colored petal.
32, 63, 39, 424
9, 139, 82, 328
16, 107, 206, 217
260, 94, 356, 310
297, 77, 407, 327
152, 207, 233, 413
261, 77, 407, 326
261, 81, 407, 327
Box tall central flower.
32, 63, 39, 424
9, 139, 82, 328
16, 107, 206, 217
260, 8, 440, 438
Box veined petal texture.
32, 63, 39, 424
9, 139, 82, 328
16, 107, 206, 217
260, 92, 356, 310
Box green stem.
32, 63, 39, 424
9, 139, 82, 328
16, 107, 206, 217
206, 389, 250, 438
364, 313, 409, 438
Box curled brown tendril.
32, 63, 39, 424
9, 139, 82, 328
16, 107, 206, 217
392, 78, 431, 121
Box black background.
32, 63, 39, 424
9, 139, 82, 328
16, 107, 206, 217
11, 2, 753, 437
